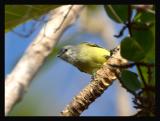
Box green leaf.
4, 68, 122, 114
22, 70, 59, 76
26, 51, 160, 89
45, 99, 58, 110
132, 28, 153, 54
120, 70, 141, 93
143, 23, 155, 61
132, 11, 155, 62
132, 11, 155, 90
134, 11, 155, 25
104, 5, 128, 23
138, 23, 155, 87
5, 5, 61, 32
121, 37, 145, 61
132, 11, 155, 50
132, 11, 155, 86
138, 66, 155, 87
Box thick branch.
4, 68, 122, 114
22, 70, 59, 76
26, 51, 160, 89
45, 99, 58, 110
5, 5, 84, 116
61, 46, 128, 116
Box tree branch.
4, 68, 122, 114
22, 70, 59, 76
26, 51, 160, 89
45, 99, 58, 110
5, 5, 84, 116
61, 45, 128, 116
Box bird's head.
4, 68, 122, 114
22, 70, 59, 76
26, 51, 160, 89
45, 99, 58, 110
57, 45, 77, 65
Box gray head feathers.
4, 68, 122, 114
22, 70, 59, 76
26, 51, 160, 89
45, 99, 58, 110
57, 45, 78, 65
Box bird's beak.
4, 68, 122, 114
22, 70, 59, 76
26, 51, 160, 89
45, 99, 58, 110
57, 52, 61, 57
57, 49, 63, 57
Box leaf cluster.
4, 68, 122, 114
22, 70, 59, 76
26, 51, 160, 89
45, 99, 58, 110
104, 5, 155, 116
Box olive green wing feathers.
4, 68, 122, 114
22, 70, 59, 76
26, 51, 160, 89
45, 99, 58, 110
80, 42, 104, 49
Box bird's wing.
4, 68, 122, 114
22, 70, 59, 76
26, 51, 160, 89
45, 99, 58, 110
80, 42, 104, 49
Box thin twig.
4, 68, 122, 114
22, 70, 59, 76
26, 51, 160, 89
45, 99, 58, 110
127, 5, 132, 37
114, 25, 127, 38
136, 65, 147, 87
114, 5, 132, 38
147, 65, 152, 83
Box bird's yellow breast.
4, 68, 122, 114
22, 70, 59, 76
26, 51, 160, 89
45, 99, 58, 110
75, 43, 110, 74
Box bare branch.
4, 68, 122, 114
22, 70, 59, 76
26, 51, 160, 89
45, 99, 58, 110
61, 45, 128, 116
5, 5, 84, 116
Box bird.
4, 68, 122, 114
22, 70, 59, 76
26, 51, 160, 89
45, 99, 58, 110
57, 42, 111, 75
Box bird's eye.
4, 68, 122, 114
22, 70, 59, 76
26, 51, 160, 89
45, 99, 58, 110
63, 48, 68, 53
57, 48, 68, 57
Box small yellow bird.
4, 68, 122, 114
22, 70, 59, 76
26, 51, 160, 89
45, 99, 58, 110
58, 42, 111, 75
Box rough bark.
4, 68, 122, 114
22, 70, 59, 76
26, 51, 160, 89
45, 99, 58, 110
61, 46, 128, 116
